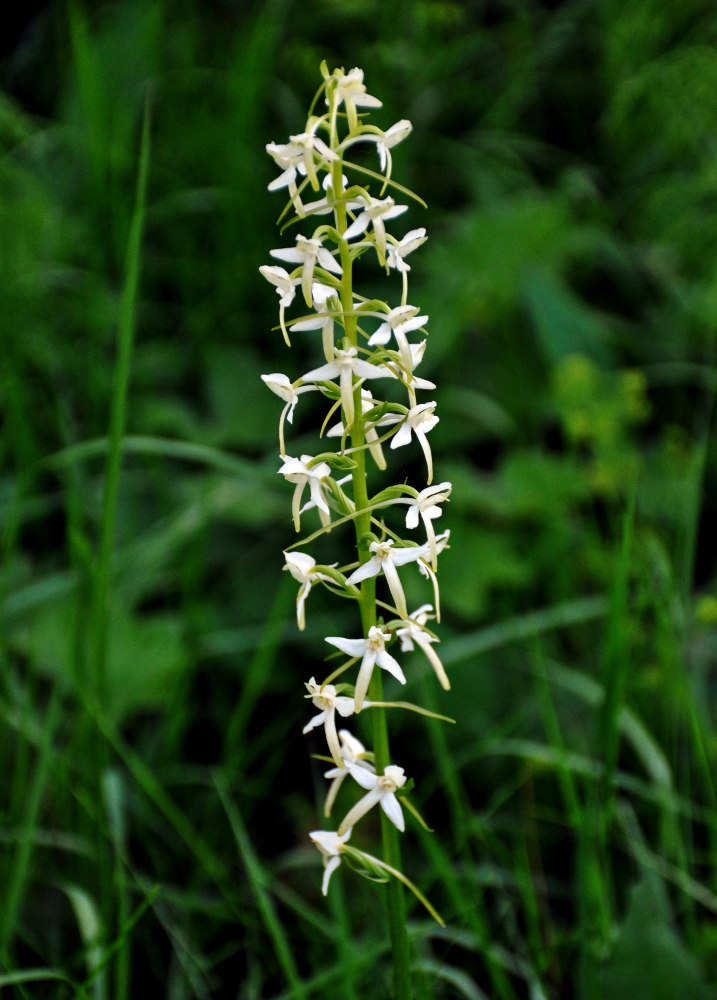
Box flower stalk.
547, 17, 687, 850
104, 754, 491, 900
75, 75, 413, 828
261, 64, 452, 998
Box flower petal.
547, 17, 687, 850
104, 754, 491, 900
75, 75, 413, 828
345, 557, 381, 586
380, 792, 405, 832
377, 648, 406, 685
347, 762, 379, 791
325, 635, 367, 658
354, 649, 378, 712
322, 854, 341, 895
302, 710, 325, 734
335, 696, 357, 718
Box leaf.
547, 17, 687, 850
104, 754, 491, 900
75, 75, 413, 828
23, 597, 189, 722
591, 875, 714, 1000
524, 269, 613, 365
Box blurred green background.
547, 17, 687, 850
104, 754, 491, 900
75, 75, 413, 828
2, 0, 717, 997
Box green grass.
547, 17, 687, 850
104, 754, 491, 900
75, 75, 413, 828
1, 0, 717, 996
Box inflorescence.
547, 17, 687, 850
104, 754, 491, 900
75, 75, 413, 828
261, 64, 451, 919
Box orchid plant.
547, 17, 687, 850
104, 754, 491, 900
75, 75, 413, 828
261, 64, 451, 994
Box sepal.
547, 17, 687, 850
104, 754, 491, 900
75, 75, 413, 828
341, 846, 445, 926
342, 847, 390, 884
370, 484, 416, 506
401, 797, 434, 833
369, 700, 455, 724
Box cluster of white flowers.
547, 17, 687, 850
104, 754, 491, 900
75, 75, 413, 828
261, 64, 451, 906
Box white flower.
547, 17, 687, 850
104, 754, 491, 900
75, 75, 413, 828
387, 228, 427, 273
331, 67, 382, 130
376, 119, 413, 173
396, 605, 450, 690
334, 68, 383, 109
346, 539, 427, 620
379, 401, 439, 484
261, 373, 315, 455
382, 339, 436, 403
309, 828, 352, 895
283, 551, 336, 630
270, 235, 342, 307
259, 265, 301, 344
266, 139, 304, 176
342, 119, 413, 176
323, 730, 374, 816
344, 196, 408, 261
289, 281, 342, 362
258, 264, 300, 307
327, 388, 387, 470
266, 132, 338, 211
278, 454, 333, 531
407, 338, 429, 371
300, 345, 395, 426
405, 481, 452, 568
337, 763, 407, 835
261, 373, 310, 422
303, 677, 357, 766
265, 139, 308, 214
287, 130, 339, 192
368, 305, 428, 372
325, 625, 405, 712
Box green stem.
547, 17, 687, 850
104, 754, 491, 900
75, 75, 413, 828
370, 671, 412, 999
331, 125, 413, 999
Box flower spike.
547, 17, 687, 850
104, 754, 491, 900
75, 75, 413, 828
261, 64, 449, 922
